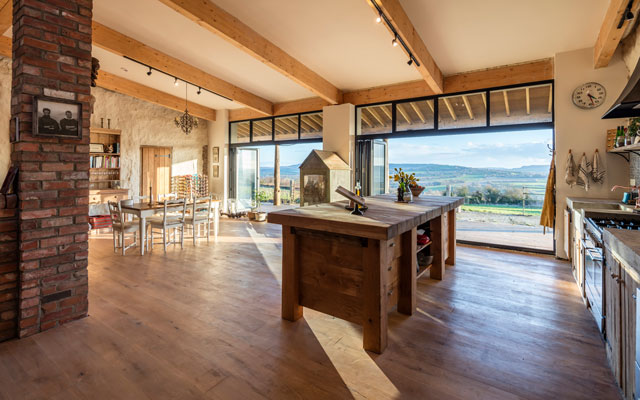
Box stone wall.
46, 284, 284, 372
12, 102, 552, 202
90, 87, 209, 197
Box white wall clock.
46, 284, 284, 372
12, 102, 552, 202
572, 82, 606, 109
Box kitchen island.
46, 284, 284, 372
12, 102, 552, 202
268, 194, 463, 353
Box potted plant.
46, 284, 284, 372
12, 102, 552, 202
391, 168, 422, 201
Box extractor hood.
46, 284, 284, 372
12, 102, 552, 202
602, 59, 640, 119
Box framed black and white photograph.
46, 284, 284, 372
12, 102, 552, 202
33, 96, 82, 139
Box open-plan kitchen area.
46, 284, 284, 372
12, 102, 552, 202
1, 0, 640, 399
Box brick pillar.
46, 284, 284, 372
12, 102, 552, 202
0, 193, 18, 341
11, 0, 93, 337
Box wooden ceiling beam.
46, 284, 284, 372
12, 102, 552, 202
157, 0, 342, 104
548, 86, 553, 114
594, 0, 640, 68
96, 71, 216, 121
368, 0, 443, 94
503, 91, 511, 117
461, 95, 474, 120
0, 0, 11, 36
92, 21, 273, 116
481, 92, 487, 109
525, 87, 530, 115
396, 103, 412, 124
410, 101, 425, 123
442, 98, 457, 121
228, 59, 553, 121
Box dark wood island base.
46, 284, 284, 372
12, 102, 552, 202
269, 195, 463, 353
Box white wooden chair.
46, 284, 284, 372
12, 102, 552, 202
184, 195, 212, 245
108, 201, 141, 255
148, 199, 186, 252
157, 193, 178, 202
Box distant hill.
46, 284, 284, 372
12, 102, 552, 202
260, 163, 549, 195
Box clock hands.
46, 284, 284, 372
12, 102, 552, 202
587, 93, 596, 105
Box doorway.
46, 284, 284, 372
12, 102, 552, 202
141, 146, 172, 200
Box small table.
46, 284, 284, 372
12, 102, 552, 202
121, 200, 221, 255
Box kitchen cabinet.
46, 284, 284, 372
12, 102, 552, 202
605, 248, 622, 386
573, 209, 585, 298
605, 248, 640, 399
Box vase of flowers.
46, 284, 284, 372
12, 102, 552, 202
391, 167, 421, 202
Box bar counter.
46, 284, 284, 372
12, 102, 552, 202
268, 194, 464, 353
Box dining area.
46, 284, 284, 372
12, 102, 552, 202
106, 195, 221, 256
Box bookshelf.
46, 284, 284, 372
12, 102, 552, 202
89, 127, 122, 190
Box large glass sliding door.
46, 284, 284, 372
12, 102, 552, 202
235, 148, 259, 210
357, 139, 388, 196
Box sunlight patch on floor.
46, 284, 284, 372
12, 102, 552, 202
305, 317, 401, 399
244, 223, 283, 286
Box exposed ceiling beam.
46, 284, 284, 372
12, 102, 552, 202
426, 99, 434, 113
461, 95, 474, 120
92, 21, 273, 116
410, 101, 425, 123
0, 36, 10, 58
548, 86, 553, 113
442, 98, 457, 121
368, 0, 444, 94
229, 59, 553, 121
0, 0, 11, 36
396, 103, 411, 124
368, 107, 386, 126
360, 112, 373, 127
503, 91, 510, 117
481, 92, 486, 109
157, 0, 342, 104
525, 87, 530, 115
96, 70, 216, 121
594, 0, 640, 68
380, 104, 392, 120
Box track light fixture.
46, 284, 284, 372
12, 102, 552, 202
392, 35, 398, 47
376, 13, 382, 23
407, 59, 413, 66
618, 0, 635, 28
147, 67, 152, 76
197, 87, 202, 95
372, 0, 419, 67
174, 77, 179, 86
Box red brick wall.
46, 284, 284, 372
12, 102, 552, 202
11, 0, 93, 337
0, 194, 18, 342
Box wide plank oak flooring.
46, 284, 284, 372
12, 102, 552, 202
0, 219, 620, 399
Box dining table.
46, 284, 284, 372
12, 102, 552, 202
120, 199, 221, 255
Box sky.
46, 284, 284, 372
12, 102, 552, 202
252, 129, 553, 169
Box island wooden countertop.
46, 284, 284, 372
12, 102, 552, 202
268, 194, 464, 240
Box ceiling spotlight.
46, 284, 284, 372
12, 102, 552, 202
197, 87, 202, 95
376, 13, 382, 23
174, 77, 179, 86
626, 10, 634, 20
392, 35, 398, 47
147, 67, 152, 76
407, 59, 413, 66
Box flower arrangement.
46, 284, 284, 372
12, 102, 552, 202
390, 168, 424, 199
629, 117, 640, 137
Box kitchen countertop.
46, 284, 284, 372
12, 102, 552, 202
604, 229, 640, 269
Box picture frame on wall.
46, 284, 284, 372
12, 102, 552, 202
9, 116, 18, 143
212, 146, 219, 163
33, 96, 82, 139
213, 165, 219, 178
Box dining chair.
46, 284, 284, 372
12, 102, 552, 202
158, 193, 178, 202
184, 195, 212, 245
148, 199, 186, 252
120, 199, 150, 251
108, 201, 142, 255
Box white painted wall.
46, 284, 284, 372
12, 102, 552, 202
90, 87, 209, 198
207, 109, 229, 210
554, 47, 630, 259
322, 103, 355, 186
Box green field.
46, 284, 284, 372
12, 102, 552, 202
461, 204, 542, 216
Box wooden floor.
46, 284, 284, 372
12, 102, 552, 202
0, 219, 620, 399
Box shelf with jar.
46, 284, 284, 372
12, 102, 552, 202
90, 126, 123, 190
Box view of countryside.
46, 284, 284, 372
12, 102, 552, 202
255, 129, 553, 251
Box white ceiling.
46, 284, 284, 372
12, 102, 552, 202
91, 0, 610, 111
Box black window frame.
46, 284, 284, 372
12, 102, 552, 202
354, 80, 554, 141
229, 110, 323, 148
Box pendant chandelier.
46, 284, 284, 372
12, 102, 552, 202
175, 83, 198, 135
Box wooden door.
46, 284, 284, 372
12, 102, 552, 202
141, 147, 172, 200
